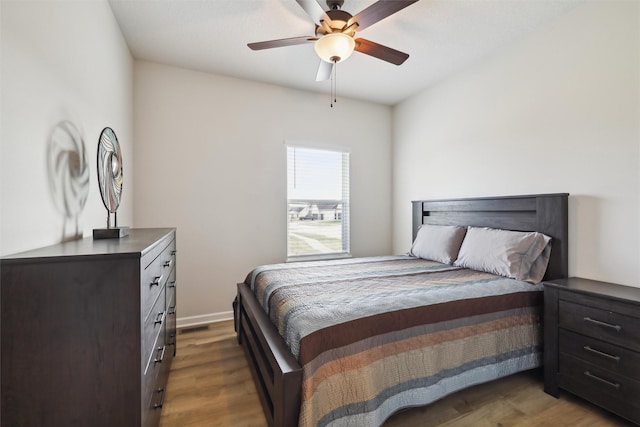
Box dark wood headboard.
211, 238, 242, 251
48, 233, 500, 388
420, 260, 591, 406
412, 193, 569, 281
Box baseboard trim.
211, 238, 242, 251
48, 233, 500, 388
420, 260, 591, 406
177, 311, 233, 329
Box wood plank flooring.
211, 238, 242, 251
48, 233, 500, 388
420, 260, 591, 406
160, 320, 633, 427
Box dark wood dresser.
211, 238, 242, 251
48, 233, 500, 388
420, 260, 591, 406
543, 277, 640, 425
1, 228, 177, 427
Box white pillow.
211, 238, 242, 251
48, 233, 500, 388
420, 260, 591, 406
453, 227, 552, 283
409, 224, 467, 264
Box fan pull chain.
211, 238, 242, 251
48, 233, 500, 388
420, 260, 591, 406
334, 61, 337, 105
331, 59, 337, 108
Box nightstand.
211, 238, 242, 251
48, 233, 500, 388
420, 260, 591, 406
543, 277, 640, 425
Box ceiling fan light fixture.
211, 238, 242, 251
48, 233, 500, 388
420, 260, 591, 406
314, 33, 355, 63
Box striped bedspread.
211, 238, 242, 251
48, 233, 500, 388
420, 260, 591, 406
246, 256, 543, 427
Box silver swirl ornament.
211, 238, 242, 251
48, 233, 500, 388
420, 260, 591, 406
47, 121, 90, 230
97, 127, 123, 213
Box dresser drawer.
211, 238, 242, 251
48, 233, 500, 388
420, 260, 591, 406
142, 287, 166, 368
143, 365, 171, 427
166, 268, 176, 307
559, 353, 640, 423
143, 387, 165, 427
155, 239, 175, 285
142, 375, 165, 427
166, 277, 177, 351
559, 329, 640, 381
143, 324, 167, 396
559, 300, 640, 352
141, 238, 175, 322
142, 355, 166, 427
142, 330, 171, 427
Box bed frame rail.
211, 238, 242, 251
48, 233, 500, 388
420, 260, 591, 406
236, 282, 302, 427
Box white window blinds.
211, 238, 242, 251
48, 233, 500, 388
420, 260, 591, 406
287, 145, 350, 259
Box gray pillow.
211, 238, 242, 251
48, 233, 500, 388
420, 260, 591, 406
527, 242, 552, 283
409, 224, 467, 264
453, 227, 552, 283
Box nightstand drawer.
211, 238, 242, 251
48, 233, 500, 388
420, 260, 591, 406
559, 300, 640, 352
559, 353, 640, 423
559, 329, 640, 381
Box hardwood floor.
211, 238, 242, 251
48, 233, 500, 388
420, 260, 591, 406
160, 320, 633, 427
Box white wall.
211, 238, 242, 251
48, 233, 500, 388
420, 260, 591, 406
133, 61, 392, 324
1, 0, 134, 255
6, 0, 634, 323
392, 1, 640, 287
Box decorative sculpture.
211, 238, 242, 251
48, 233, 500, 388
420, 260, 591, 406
93, 127, 129, 239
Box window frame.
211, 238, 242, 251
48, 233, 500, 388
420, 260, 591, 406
285, 143, 350, 262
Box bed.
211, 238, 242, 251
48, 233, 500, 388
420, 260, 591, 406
234, 193, 569, 427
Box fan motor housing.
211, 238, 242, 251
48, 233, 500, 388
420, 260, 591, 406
315, 9, 355, 36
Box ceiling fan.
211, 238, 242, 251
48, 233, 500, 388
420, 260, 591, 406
248, 0, 420, 81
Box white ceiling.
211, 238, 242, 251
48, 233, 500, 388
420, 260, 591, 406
108, 0, 581, 106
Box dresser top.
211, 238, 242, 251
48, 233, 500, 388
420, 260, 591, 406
544, 277, 640, 304
1, 228, 175, 263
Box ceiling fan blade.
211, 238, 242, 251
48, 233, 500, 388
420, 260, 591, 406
354, 38, 409, 65
296, 0, 333, 25
316, 60, 333, 81
248, 36, 317, 50
349, 0, 419, 32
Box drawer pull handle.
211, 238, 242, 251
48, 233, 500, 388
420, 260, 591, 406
163, 259, 173, 268
168, 306, 176, 315
169, 280, 176, 289
153, 387, 166, 409
154, 345, 166, 364
584, 371, 620, 389
583, 317, 622, 332
154, 311, 165, 325
150, 275, 163, 287
583, 345, 621, 362
171, 250, 177, 256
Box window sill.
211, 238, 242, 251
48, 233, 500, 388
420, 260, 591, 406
286, 252, 352, 263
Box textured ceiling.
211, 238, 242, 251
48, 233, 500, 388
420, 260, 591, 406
109, 0, 581, 105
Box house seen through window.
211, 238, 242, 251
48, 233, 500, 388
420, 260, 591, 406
287, 145, 350, 259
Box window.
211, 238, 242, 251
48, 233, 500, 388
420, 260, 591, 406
287, 145, 350, 259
